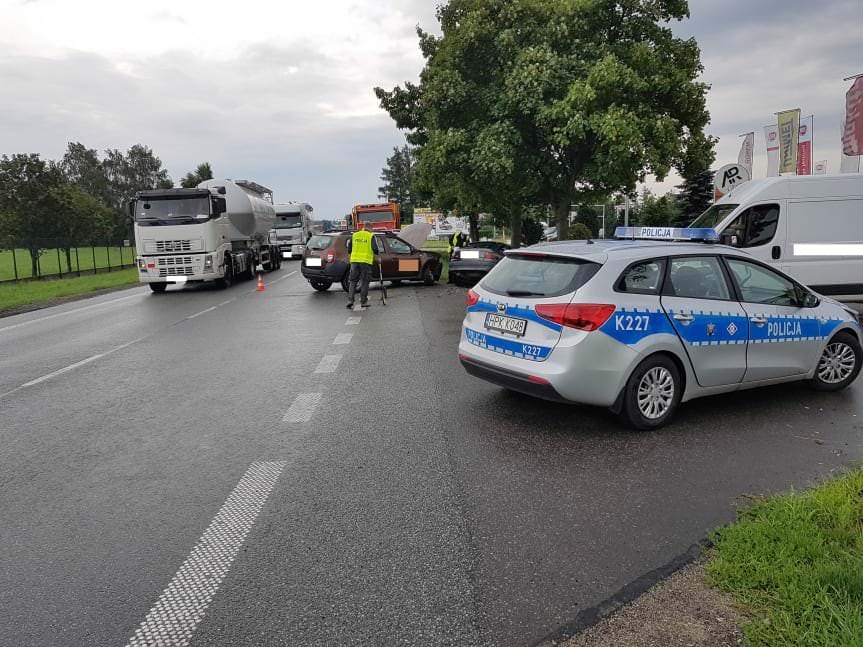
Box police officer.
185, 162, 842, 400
449, 230, 468, 255
345, 222, 380, 309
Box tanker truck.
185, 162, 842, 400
132, 179, 282, 292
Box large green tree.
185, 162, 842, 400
378, 146, 416, 224
103, 145, 173, 238
376, 0, 714, 241
180, 162, 214, 189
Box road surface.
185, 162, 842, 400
2, 266, 862, 646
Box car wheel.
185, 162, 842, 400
310, 280, 332, 292
341, 274, 350, 292
149, 282, 167, 293
619, 355, 681, 430
810, 332, 862, 392
421, 263, 436, 286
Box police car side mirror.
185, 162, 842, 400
803, 292, 819, 308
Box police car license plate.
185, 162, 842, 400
305, 257, 322, 267
485, 313, 527, 336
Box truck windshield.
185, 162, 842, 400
689, 203, 739, 229
358, 210, 394, 223
136, 197, 210, 224
274, 214, 302, 228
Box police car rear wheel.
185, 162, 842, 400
620, 356, 681, 430
811, 333, 861, 392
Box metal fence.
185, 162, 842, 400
0, 239, 136, 283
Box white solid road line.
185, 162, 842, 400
0, 291, 147, 334
345, 316, 362, 325
333, 333, 353, 345
186, 306, 218, 320
125, 461, 285, 647
0, 336, 146, 400
283, 393, 323, 423
314, 355, 342, 374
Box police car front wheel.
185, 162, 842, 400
811, 332, 862, 392
620, 355, 682, 430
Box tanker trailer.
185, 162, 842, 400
132, 179, 282, 292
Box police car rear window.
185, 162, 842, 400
481, 255, 600, 298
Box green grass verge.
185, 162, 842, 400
0, 246, 136, 281
0, 268, 140, 314
708, 469, 863, 647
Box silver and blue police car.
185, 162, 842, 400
458, 227, 863, 429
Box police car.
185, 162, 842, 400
458, 227, 862, 429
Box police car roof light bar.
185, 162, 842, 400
614, 226, 719, 243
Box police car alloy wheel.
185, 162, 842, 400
620, 356, 682, 430
811, 332, 862, 392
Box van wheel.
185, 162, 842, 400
421, 263, 436, 286
310, 280, 332, 292
619, 355, 681, 430
811, 332, 862, 392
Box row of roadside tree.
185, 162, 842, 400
374, 0, 717, 247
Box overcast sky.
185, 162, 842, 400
0, 0, 859, 218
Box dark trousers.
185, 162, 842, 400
348, 263, 372, 305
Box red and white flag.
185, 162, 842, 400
738, 132, 754, 177
764, 124, 780, 177
843, 77, 863, 156
841, 112, 861, 173
796, 115, 813, 175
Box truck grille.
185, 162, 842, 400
145, 239, 203, 253
157, 256, 195, 277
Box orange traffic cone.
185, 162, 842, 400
256, 272, 265, 292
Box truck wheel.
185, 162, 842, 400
310, 280, 332, 292
618, 355, 681, 431
810, 332, 862, 392
421, 263, 436, 286
217, 258, 234, 288
149, 282, 167, 293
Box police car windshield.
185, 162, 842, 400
481, 255, 600, 298
689, 203, 738, 229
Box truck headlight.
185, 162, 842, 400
204, 255, 213, 270
137, 257, 146, 270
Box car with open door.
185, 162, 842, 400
449, 241, 511, 287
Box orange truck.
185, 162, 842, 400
351, 202, 401, 231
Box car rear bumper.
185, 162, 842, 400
459, 354, 567, 402
449, 260, 496, 275
301, 260, 348, 282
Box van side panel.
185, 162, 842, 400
782, 198, 863, 292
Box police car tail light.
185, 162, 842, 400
535, 303, 615, 331
466, 289, 480, 307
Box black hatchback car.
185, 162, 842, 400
448, 241, 510, 287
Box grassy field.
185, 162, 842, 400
0, 268, 139, 315
708, 469, 863, 646
0, 245, 136, 281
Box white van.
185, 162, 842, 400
691, 174, 863, 300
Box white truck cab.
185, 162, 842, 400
272, 202, 313, 259
691, 174, 863, 300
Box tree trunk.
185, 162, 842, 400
509, 208, 522, 249
468, 212, 479, 243
554, 199, 570, 241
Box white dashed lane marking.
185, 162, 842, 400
345, 317, 362, 325
314, 355, 342, 374
333, 333, 353, 345
124, 461, 285, 647
283, 393, 323, 423
186, 306, 217, 320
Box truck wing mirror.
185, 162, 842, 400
212, 196, 227, 216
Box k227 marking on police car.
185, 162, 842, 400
615, 314, 650, 332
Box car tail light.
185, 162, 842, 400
326, 253, 334, 262
466, 289, 480, 307
535, 303, 615, 331
482, 251, 497, 260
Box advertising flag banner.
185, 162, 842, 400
841, 112, 861, 173
764, 124, 780, 177
777, 109, 800, 174
842, 77, 863, 156
737, 132, 754, 176
814, 160, 828, 175
796, 115, 813, 175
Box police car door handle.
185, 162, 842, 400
673, 313, 694, 325
750, 316, 767, 326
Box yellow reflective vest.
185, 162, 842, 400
350, 229, 375, 265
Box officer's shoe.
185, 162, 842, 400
346, 302, 354, 309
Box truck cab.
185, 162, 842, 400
272, 202, 313, 259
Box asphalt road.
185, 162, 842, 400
2, 265, 862, 646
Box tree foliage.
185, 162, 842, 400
570, 223, 593, 240
634, 190, 681, 227
378, 146, 417, 223
375, 0, 714, 242
675, 167, 714, 225
181, 162, 214, 189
